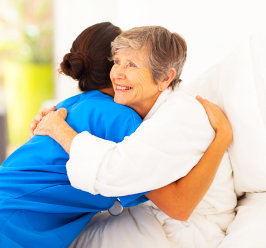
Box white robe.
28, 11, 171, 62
66, 88, 218, 196
67, 88, 236, 248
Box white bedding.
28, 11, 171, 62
183, 33, 266, 247
69, 205, 172, 248
183, 33, 266, 196
69, 151, 236, 248
218, 193, 266, 248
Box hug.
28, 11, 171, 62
0, 22, 265, 248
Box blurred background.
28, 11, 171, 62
0, 0, 265, 163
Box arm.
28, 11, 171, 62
34, 91, 222, 198
146, 136, 229, 221
34, 96, 232, 221
145, 96, 232, 221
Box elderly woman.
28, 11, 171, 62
34, 26, 236, 248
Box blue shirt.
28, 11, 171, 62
0, 90, 148, 248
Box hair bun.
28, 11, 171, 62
60, 52, 90, 80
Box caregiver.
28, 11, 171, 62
0, 22, 149, 248
34, 25, 232, 221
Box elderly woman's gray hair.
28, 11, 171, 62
111, 26, 187, 89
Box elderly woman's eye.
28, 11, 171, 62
129, 62, 137, 67
114, 59, 120, 65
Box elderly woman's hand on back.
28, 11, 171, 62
34, 108, 68, 137
196, 96, 233, 148
28, 106, 56, 139
33, 108, 77, 154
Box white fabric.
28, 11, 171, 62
67, 88, 216, 196
68, 33, 266, 247
69, 205, 172, 248
67, 79, 236, 247
182, 33, 266, 196
142, 151, 236, 248
70, 150, 236, 248
70, 153, 236, 248
181, 33, 266, 247
218, 193, 266, 248
67, 60, 238, 248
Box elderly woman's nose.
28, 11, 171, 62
112, 66, 126, 79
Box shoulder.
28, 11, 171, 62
142, 88, 214, 143
157, 88, 211, 125
94, 94, 143, 139
62, 91, 142, 142
104, 102, 142, 129
56, 92, 84, 109
88, 91, 143, 130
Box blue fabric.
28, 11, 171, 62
0, 90, 148, 248
119, 193, 149, 208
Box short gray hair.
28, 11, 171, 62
111, 26, 187, 89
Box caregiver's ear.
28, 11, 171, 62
158, 68, 176, 91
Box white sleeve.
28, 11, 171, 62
66, 93, 214, 196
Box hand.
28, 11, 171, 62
34, 108, 76, 154
196, 96, 233, 146
34, 108, 68, 138
29, 106, 56, 139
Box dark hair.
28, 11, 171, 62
60, 22, 121, 91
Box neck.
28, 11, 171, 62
133, 92, 162, 119
100, 87, 115, 97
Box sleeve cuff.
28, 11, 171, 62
66, 131, 116, 195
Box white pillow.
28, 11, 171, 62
182, 33, 266, 196
218, 193, 266, 248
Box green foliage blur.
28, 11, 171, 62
0, 0, 53, 64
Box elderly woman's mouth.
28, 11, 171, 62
115, 84, 133, 91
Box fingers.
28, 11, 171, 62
28, 113, 42, 139
28, 127, 35, 140
57, 108, 67, 119
28, 121, 37, 139
195, 95, 233, 145
29, 107, 66, 139
196, 96, 219, 113
28, 106, 56, 140
41, 106, 56, 117
36, 113, 43, 122
195, 95, 204, 103
196, 95, 211, 107
196, 95, 221, 129
33, 108, 67, 137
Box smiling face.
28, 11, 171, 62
110, 48, 162, 118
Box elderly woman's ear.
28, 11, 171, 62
158, 68, 176, 91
